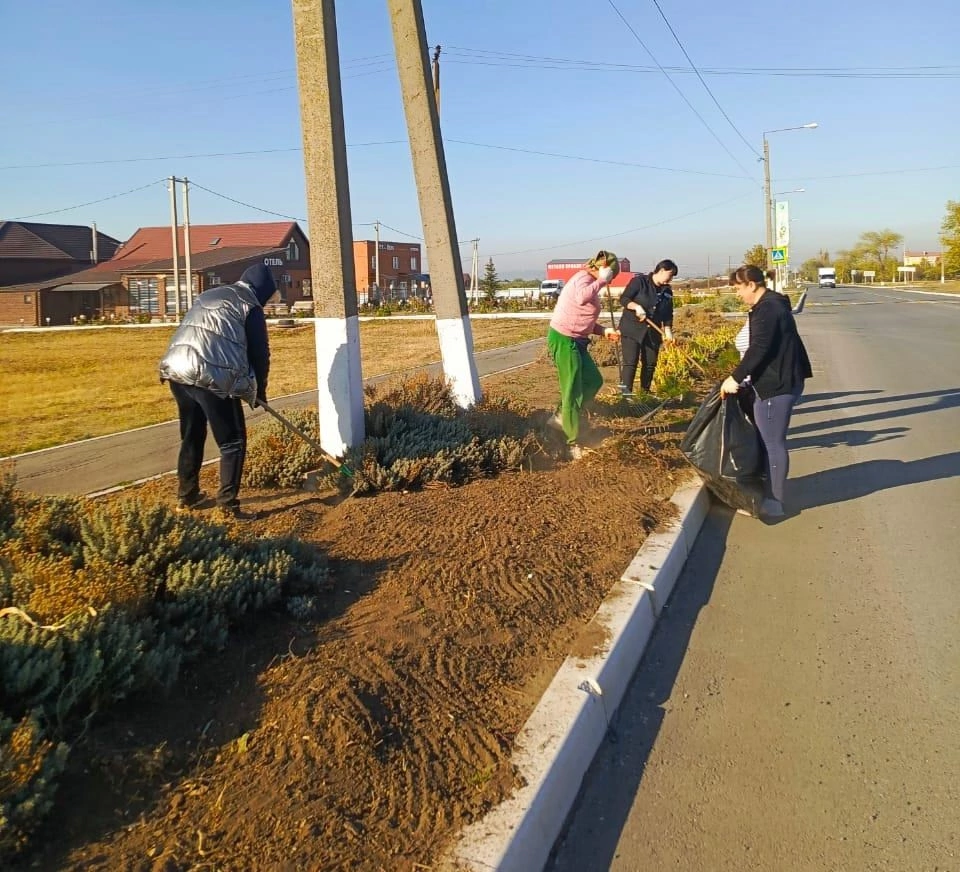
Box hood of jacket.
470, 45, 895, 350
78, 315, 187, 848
239, 263, 277, 305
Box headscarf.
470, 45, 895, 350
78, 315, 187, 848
586, 249, 620, 280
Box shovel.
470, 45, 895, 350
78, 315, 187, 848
255, 399, 362, 486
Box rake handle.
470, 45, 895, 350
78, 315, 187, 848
643, 319, 707, 375
256, 400, 348, 473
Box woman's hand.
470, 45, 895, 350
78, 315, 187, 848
663, 327, 674, 344
720, 376, 740, 397
604, 327, 621, 341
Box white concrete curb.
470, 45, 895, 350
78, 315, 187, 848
448, 475, 710, 872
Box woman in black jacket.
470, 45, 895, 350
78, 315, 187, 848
617, 258, 678, 395
721, 264, 812, 518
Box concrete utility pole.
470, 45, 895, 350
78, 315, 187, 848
470, 238, 479, 303
291, 0, 364, 454
374, 219, 381, 294
432, 44, 441, 117
763, 138, 773, 271
182, 177, 193, 306
388, 0, 481, 406
169, 176, 181, 319
91, 221, 98, 264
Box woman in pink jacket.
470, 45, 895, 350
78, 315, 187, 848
547, 250, 621, 458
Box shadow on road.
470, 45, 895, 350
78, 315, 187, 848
790, 388, 960, 435
548, 506, 733, 872
791, 450, 960, 510
789, 426, 909, 451
794, 386, 960, 417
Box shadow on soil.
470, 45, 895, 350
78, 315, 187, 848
547, 504, 733, 872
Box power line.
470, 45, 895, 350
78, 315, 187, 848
0, 141, 405, 171
445, 46, 960, 78
648, 0, 761, 159
490, 192, 753, 257
446, 139, 750, 179
604, 0, 758, 181
10, 179, 168, 220
188, 182, 308, 222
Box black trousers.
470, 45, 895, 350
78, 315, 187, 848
169, 382, 247, 507
619, 329, 662, 393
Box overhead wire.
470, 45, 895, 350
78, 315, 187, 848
603, 0, 759, 181
11, 179, 168, 220
490, 192, 754, 257
648, 0, 761, 159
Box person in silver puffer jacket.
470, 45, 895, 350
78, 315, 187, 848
159, 263, 276, 517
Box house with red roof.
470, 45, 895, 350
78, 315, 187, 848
0, 221, 310, 326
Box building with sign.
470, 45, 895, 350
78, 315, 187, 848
545, 256, 636, 291
0, 221, 311, 326
353, 239, 422, 302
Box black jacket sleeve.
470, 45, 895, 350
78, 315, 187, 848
244, 307, 270, 399
661, 287, 674, 328
619, 275, 645, 308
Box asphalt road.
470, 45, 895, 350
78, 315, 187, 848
550, 284, 960, 871
9, 338, 544, 496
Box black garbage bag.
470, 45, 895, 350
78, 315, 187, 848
680, 383, 765, 516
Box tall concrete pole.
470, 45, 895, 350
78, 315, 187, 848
182, 177, 194, 306
387, 0, 481, 406
763, 137, 773, 272
169, 177, 181, 319
291, 0, 364, 454
374, 219, 381, 294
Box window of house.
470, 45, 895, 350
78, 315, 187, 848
392, 256, 400, 269
164, 276, 197, 314
23, 294, 31, 304
129, 278, 160, 314
287, 240, 300, 261
209, 237, 221, 246
410, 257, 418, 271
371, 255, 376, 269
207, 274, 220, 287
302, 278, 312, 297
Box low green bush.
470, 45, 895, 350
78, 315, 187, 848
0, 476, 329, 859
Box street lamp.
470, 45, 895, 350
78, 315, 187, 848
763, 123, 818, 269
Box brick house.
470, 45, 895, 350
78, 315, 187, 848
0, 222, 311, 326
353, 239, 422, 303
0, 221, 120, 286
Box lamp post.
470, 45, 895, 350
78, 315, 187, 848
763, 123, 818, 270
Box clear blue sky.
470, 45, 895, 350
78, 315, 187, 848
2, 0, 958, 277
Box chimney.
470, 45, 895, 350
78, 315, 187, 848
91, 222, 99, 264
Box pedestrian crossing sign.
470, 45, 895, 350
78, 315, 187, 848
770, 247, 788, 264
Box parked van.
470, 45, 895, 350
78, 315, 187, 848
538, 279, 564, 300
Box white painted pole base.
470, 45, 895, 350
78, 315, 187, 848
312, 316, 365, 455
435, 315, 482, 408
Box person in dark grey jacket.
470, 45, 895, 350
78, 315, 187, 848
617, 259, 677, 395
159, 263, 276, 517
721, 264, 812, 519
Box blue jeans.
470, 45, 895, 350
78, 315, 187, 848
753, 386, 803, 502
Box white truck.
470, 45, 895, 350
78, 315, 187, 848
817, 267, 836, 288
538, 279, 564, 301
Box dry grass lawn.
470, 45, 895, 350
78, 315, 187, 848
0, 318, 546, 456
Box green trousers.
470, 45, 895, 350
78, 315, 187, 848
547, 327, 603, 444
